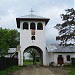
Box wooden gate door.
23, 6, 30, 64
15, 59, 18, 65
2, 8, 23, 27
57, 55, 64, 65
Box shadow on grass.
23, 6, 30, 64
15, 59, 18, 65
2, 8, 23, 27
0, 66, 21, 75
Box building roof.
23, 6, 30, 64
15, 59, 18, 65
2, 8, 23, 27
16, 14, 50, 28
47, 44, 75, 53
8, 48, 16, 53
19, 14, 47, 19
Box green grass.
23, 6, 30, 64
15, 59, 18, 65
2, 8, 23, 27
0, 66, 21, 75
24, 61, 33, 65
65, 65, 75, 75
69, 68, 75, 75
23, 60, 40, 65
68, 66, 75, 75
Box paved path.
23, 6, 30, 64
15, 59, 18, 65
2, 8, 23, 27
13, 66, 55, 75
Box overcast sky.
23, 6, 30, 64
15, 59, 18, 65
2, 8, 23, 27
0, 0, 74, 43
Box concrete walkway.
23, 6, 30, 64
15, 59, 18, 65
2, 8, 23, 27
13, 66, 55, 75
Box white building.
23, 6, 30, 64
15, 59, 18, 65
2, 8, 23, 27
47, 44, 75, 66
8, 48, 16, 53
16, 13, 75, 66
16, 14, 49, 66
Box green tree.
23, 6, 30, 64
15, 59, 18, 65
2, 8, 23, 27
8, 29, 20, 48
0, 28, 9, 54
25, 48, 40, 64
0, 28, 20, 54
54, 8, 75, 46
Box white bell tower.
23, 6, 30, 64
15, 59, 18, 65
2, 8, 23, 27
16, 13, 49, 66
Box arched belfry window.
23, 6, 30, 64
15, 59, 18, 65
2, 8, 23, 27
30, 22, 35, 30
37, 23, 43, 30
23, 22, 28, 29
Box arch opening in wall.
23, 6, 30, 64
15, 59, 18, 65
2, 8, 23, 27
23, 46, 43, 66
30, 22, 35, 30
37, 23, 43, 30
23, 22, 28, 30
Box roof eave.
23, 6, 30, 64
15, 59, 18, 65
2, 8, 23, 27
48, 52, 75, 53
16, 18, 50, 28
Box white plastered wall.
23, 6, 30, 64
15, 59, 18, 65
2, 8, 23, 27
48, 52, 75, 65
48, 52, 54, 64
18, 20, 48, 66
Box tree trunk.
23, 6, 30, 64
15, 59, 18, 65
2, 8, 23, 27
33, 53, 36, 65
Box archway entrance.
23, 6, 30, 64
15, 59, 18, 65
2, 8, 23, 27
23, 46, 43, 66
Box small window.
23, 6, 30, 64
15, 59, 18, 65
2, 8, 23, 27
46, 47, 47, 50
31, 36, 35, 40
23, 22, 28, 29
67, 55, 70, 61
37, 23, 43, 30
31, 30, 35, 35
30, 22, 35, 30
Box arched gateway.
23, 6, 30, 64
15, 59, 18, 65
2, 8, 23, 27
24, 46, 43, 65
16, 14, 50, 66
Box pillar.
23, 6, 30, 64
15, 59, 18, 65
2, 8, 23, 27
18, 51, 21, 66
20, 51, 23, 66
43, 50, 49, 66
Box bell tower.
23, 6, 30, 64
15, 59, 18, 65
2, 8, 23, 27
16, 13, 49, 66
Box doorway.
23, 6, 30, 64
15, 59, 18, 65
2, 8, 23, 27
57, 55, 64, 65
23, 46, 43, 66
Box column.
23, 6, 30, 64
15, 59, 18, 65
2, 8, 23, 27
18, 51, 21, 66
43, 50, 49, 66
20, 51, 23, 66
29, 22, 30, 30
35, 22, 37, 36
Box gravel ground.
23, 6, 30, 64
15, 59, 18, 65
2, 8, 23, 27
49, 66, 69, 75
12, 65, 68, 75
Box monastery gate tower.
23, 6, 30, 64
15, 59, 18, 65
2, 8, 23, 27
16, 13, 50, 66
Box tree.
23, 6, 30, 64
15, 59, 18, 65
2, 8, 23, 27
0, 28, 9, 54
54, 8, 75, 46
0, 28, 20, 54
25, 48, 40, 64
8, 29, 20, 48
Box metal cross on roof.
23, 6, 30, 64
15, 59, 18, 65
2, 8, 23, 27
29, 8, 34, 15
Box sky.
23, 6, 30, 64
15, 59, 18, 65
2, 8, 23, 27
0, 0, 74, 43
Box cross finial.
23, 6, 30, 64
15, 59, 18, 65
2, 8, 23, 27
29, 8, 34, 15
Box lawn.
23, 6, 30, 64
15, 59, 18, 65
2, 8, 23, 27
64, 65, 75, 75
69, 66, 75, 75
0, 66, 21, 75
23, 60, 40, 65
24, 61, 33, 65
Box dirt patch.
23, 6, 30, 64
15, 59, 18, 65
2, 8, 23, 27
12, 65, 69, 75
49, 66, 69, 75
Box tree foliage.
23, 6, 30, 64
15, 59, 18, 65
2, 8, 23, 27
54, 8, 75, 46
0, 28, 20, 54
25, 48, 40, 64
8, 29, 20, 48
